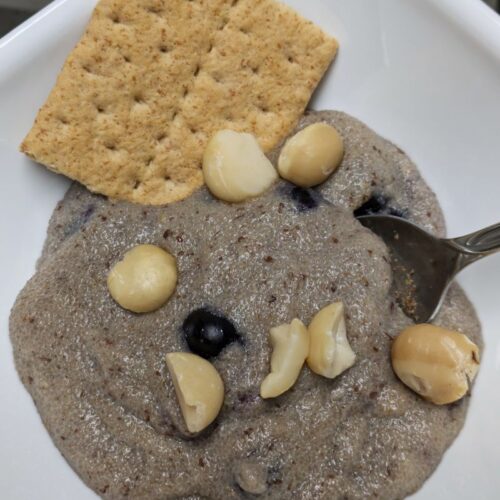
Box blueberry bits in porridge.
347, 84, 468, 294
183, 308, 240, 359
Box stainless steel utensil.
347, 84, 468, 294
357, 215, 500, 322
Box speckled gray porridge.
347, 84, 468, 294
10, 111, 481, 499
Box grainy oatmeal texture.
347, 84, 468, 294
11, 112, 481, 499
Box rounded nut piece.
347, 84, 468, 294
233, 460, 268, 495
166, 352, 224, 433
260, 318, 309, 399
277, 122, 344, 188
391, 324, 480, 405
107, 244, 177, 313
307, 302, 356, 378
203, 130, 278, 203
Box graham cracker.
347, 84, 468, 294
21, 0, 338, 205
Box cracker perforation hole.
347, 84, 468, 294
251, 65, 259, 74
207, 43, 214, 53
165, 175, 171, 181
287, 55, 295, 64
183, 87, 189, 98
105, 143, 117, 151
96, 105, 105, 114
134, 94, 145, 105
193, 65, 200, 77
232, 0, 240, 6
146, 6, 163, 15
133, 180, 141, 190
110, 13, 121, 23
58, 117, 69, 125
146, 156, 155, 166
159, 45, 169, 54
156, 133, 167, 143
123, 55, 131, 63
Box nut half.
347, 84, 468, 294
107, 244, 177, 313
260, 318, 309, 399
203, 130, 278, 203
306, 302, 356, 378
391, 324, 480, 405
277, 122, 344, 188
166, 352, 224, 433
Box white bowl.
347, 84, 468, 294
1, 1, 499, 498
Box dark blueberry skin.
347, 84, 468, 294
354, 193, 407, 218
183, 308, 239, 358
64, 204, 96, 238
289, 186, 320, 212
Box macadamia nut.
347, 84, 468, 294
391, 324, 480, 405
166, 352, 224, 433
107, 244, 177, 313
260, 319, 309, 399
307, 302, 356, 378
203, 130, 278, 203
278, 122, 344, 188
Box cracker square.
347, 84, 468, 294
21, 0, 338, 205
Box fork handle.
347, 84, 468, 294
448, 222, 500, 268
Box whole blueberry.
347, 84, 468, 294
354, 193, 406, 218
183, 308, 239, 358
